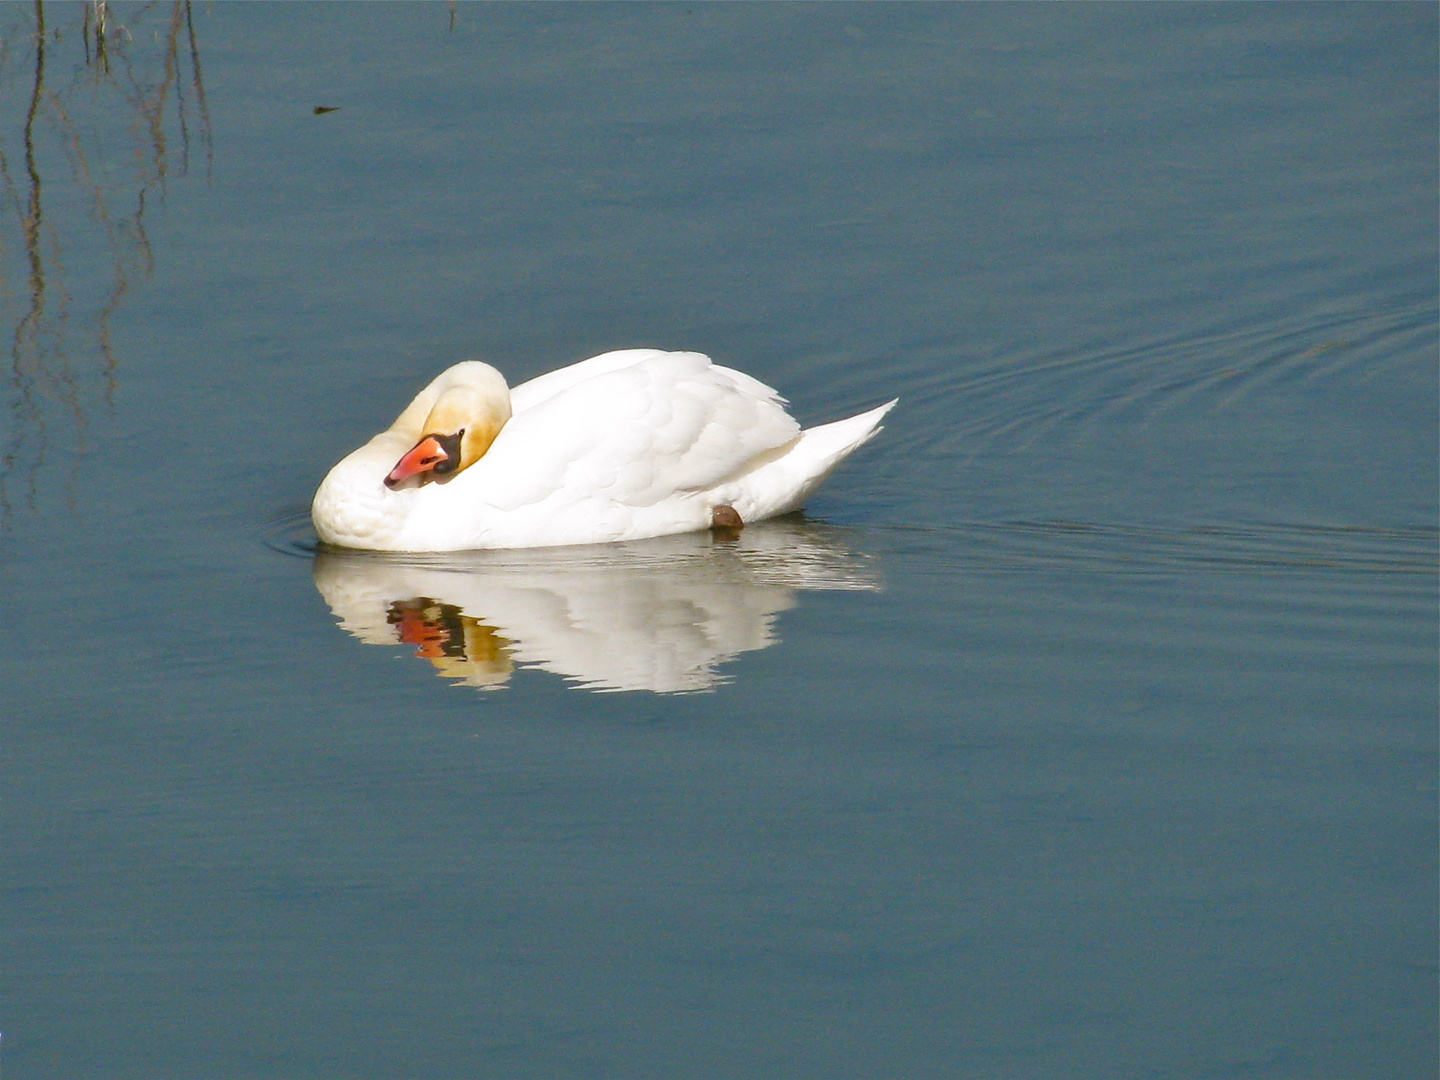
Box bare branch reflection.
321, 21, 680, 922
0, 0, 211, 515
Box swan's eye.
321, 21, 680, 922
429, 429, 465, 475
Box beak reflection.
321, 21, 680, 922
313, 520, 879, 694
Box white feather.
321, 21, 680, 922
312, 350, 894, 551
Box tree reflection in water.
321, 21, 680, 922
0, 0, 210, 513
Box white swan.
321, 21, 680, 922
312, 349, 895, 551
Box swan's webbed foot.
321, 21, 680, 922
710, 504, 744, 539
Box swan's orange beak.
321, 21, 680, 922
385, 434, 452, 488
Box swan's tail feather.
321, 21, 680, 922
736, 399, 897, 520
799, 398, 897, 462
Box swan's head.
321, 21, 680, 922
384, 362, 512, 489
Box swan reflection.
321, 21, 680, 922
313, 520, 878, 693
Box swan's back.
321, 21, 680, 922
453, 351, 801, 514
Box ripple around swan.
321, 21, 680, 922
879, 519, 1438, 578
883, 297, 1437, 463
259, 507, 322, 560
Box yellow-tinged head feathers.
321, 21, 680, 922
384, 362, 512, 487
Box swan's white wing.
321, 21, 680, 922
509, 349, 678, 413
509, 349, 787, 414
462, 352, 800, 512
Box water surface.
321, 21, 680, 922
0, 3, 1434, 1078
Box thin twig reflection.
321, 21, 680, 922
0, 0, 211, 516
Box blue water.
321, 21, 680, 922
0, 3, 1435, 1078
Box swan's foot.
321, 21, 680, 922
710, 504, 744, 537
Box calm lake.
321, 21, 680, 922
0, 3, 1435, 1078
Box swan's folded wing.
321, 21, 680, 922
508, 349, 679, 413
470, 353, 800, 511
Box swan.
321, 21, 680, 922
312, 349, 895, 551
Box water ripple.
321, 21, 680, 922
891, 299, 1436, 461
879, 519, 1438, 577
259, 506, 320, 559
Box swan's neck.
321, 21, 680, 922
312, 431, 417, 549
